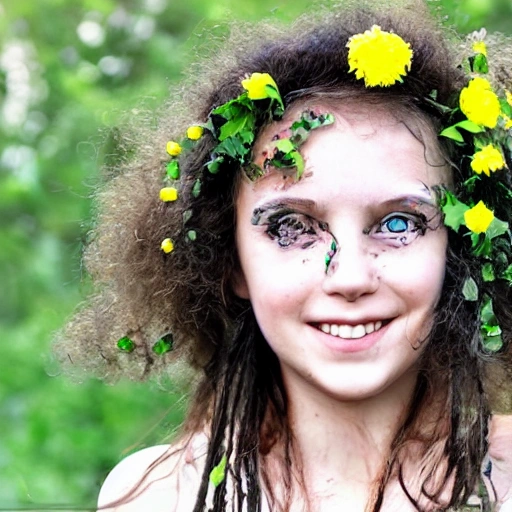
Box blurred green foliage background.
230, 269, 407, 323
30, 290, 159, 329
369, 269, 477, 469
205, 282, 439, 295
1, 0, 511, 509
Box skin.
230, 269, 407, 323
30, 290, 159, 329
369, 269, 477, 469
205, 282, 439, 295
96, 104, 512, 511
234, 103, 449, 508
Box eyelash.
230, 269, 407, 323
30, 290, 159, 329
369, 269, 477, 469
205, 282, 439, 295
370, 212, 428, 245
265, 211, 327, 249
261, 209, 429, 249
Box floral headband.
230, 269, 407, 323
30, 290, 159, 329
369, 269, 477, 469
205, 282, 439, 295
118, 24, 512, 359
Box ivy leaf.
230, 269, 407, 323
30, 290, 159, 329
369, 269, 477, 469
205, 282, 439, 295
471, 233, 492, 257
166, 161, 180, 180
454, 119, 485, 134
219, 115, 252, 141
440, 125, 464, 143
275, 139, 294, 154
264, 84, 284, 114
501, 263, 512, 281
500, 97, 512, 118
486, 217, 509, 240
440, 191, 469, 232
482, 262, 495, 282
207, 156, 223, 174
291, 150, 304, 178
470, 53, 489, 74
462, 277, 479, 301
192, 179, 201, 198
209, 454, 227, 488
480, 296, 503, 352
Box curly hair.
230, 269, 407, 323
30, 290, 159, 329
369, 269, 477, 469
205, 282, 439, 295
55, 1, 512, 510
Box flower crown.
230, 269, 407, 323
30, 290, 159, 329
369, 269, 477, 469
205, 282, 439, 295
117, 24, 512, 357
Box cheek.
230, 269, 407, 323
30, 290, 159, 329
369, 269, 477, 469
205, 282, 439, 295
387, 233, 447, 310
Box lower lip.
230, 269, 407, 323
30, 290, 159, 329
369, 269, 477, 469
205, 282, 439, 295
314, 321, 391, 353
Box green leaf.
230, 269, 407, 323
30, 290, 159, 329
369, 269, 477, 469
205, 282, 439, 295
471, 233, 492, 257
482, 262, 495, 282
440, 125, 464, 143
501, 263, 512, 282
454, 119, 485, 134
462, 277, 479, 301
275, 139, 294, 153
471, 53, 489, 74
291, 150, 305, 179
482, 334, 503, 352
209, 454, 227, 487
500, 97, 512, 118
207, 157, 223, 174
192, 179, 201, 198
218, 114, 252, 141
264, 84, 284, 113
486, 217, 509, 240
440, 191, 469, 232
166, 161, 180, 180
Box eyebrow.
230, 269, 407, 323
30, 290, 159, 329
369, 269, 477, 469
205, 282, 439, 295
378, 193, 438, 210
253, 190, 437, 215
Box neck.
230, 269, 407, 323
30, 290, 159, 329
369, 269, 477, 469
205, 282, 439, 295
280, 370, 420, 509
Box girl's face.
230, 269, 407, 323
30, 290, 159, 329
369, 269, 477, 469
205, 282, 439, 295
234, 105, 448, 403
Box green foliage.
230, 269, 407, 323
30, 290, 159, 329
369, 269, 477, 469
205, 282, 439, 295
1, 0, 511, 508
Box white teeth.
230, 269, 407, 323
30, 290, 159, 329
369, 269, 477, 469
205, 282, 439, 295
338, 325, 352, 338
320, 323, 330, 334
319, 320, 385, 339
351, 325, 366, 339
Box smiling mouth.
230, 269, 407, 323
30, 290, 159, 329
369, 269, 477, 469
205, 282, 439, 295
318, 320, 388, 340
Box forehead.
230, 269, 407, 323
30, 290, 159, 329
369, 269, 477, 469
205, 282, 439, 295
246, 99, 449, 198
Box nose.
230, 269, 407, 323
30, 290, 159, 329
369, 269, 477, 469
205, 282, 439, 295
322, 234, 379, 302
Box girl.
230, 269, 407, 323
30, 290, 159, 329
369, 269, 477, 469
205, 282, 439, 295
57, 1, 512, 510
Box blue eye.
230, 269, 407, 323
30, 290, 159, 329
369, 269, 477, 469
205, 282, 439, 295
384, 216, 409, 233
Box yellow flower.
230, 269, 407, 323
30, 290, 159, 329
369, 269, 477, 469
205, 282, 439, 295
464, 201, 494, 234
471, 144, 505, 176
346, 25, 413, 87
187, 126, 204, 140
160, 238, 174, 253
159, 187, 178, 202
472, 41, 487, 56
241, 72, 278, 100
504, 115, 512, 130
459, 77, 500, 128
166, 141, 182, 157
506, 90, 512, 106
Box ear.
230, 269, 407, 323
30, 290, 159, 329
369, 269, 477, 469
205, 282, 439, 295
231, 267, 250, 299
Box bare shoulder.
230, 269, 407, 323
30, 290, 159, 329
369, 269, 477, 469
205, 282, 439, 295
488, 414, 512, 506
97, 434, 208, 511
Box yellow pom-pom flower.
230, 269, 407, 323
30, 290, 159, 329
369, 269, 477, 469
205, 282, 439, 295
459, 77, 500, 128
472, 41, 487, 56
161, 238, 174, 254
504, 116, 512, 130
464, 201, 495, 234
159, 187, 179, 202
166, 141, 182, 157
506, 90, 512, 107
187, 126, 204, 140
241, 72, 278, 100
346, 25, 413, 87
471, 144, 505, 176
